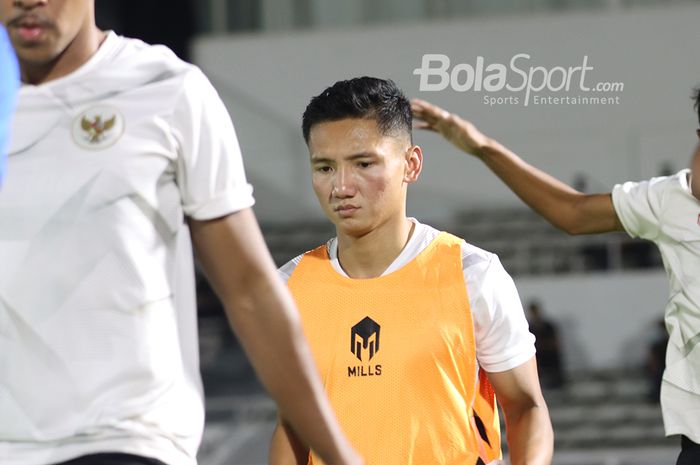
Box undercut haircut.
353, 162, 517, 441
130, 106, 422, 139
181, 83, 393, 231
302, 77, 412, 144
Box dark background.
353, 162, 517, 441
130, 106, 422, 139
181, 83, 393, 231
95, 0, 262, 61
96, 0, 196, 61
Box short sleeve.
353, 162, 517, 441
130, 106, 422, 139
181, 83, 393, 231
463, 246, 536, 373
611, 178, 664, 241
171, 68, 254, 220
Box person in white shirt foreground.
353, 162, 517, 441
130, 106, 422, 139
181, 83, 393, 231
0, 1, 362, 465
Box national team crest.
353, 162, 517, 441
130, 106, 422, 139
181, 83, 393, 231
72, 105, 124, 150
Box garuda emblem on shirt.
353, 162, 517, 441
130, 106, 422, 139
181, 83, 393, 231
81, 114, 116, 144
72, 105, 124, 150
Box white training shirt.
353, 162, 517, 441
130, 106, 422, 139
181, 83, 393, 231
0, 32, 254, 465
612, 169, 700, 442
279, 219, 536, 373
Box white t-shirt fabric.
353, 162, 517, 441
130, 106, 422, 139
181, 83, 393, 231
612, 169, 700, 443
279, 219, 536, 373
0, 32, 254, 465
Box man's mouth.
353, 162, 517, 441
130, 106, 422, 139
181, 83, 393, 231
9, 15, 51, 42
334, 205, 360, 216
17, 24, 44, 41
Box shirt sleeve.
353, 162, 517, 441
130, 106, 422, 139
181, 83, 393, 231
463, 245, 536, 373
171, 68, 255, 220
278, 254, 304, 284
611, 177, 665, 241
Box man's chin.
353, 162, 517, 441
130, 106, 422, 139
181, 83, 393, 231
333, 218, 371, 237
14, 49, 57, 67
11, 38, 60, 64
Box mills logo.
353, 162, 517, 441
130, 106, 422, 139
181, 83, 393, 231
348, 316, 382, 377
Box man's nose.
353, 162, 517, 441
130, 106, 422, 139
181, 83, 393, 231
13, 0, 48, 10
332, 166, 355, 197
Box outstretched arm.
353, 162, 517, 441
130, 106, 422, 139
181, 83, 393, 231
487, 357, 553, 465
190, 208, 360, 465
411, 99, 624, 235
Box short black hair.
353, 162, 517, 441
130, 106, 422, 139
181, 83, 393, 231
302, 77, 412, 143
693, 87, 700, 127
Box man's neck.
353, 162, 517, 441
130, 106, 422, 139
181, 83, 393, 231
336, 216, 415, 279
21, 27, 106, 85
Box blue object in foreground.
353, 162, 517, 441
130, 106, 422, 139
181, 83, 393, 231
0, 25, 19, 185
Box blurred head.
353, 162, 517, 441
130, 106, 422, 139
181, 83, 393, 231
0, 0, 97, 78
527, 301, 543, 320
302, 77, 422, 237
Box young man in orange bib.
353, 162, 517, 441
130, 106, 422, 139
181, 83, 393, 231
269, 77, 553, 465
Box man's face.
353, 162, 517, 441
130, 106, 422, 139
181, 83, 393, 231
308, 118, 420, 237
0, 0, 92, 66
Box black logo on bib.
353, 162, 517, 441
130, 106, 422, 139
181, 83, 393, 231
351, 316, 380, 361
348, 316, 382, 378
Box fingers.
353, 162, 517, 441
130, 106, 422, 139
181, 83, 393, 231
412, 121, 438, 132
410, 99, 432, 120
410, 98, 450, 120
411, 99, 451, 135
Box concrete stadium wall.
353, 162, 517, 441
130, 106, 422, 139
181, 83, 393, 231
193, 4, 700, 223
516, 270, 669, 372
193, 7, 688, 371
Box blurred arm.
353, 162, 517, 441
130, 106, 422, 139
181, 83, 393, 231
189, 208, 360, 465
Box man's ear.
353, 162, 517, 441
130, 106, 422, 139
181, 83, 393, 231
404, 145, 423, 184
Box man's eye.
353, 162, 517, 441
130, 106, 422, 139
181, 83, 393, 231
358, 162, 372, 168
316, 166, 332, 173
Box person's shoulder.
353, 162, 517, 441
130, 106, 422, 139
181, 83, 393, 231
648, 170, 688, 190
110, 34, 201, 85
619, 170, 686, 194
114, 34, 190, 69
457, 238, 497, 272
420, 222, 497, 270
278, 241, 332, 283
426, 225, 502, 278
415, 221, 483, 262
278, 254, 305, 284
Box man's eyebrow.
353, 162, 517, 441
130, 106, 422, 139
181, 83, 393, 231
311, 152, 377, 163
346, 152, 377, 160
